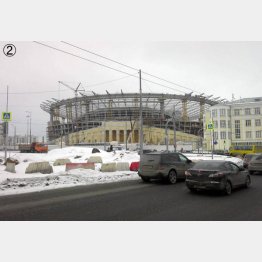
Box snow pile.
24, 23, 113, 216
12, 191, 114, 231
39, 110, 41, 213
0, 147, 243, 196
0, 147, 140, 196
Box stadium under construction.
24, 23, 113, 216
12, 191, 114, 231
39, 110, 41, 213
41, 91, 223, 146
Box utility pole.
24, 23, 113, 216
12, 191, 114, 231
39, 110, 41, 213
29, 113, 32, 143
4, 86, 9, 161
173, 105, 177, 152
14, 125, 16, 150
211, 118, 214, 159
26, 113, 29, 143
165, 120, 171, 151
26, 111, 31, 144
139, 69, 143, 155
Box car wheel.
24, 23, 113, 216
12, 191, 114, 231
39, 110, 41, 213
167, 170, 177, 184
224, 181, 232, 195
188, 187, 197, 193
245, 176, 251, 188
141, 176, 150, 183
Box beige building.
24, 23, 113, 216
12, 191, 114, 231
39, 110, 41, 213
204, 97, 262, 151
54, 120, 199, 149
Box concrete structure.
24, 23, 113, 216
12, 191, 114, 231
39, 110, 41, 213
41, 92, 222, 144
52, 121, 201, 150
204, 97, 262, 151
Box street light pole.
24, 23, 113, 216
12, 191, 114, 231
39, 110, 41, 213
26, 111, 31, 144
139, 69, 143, 155
29, 113, 32, 144
197, 128, 203, 154
165, 119, 171, 151
173, 102, 180, 153
4, 86, 9, 161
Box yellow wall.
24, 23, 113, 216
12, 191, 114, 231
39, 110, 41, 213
54, 121, 199, 146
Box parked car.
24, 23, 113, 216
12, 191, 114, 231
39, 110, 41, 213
248, 154, 262, 174
185, 160, 251, 195
243, 153, 260, 168
138, 152, 194, 184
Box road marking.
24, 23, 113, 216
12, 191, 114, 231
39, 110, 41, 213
0, 183, 151, 213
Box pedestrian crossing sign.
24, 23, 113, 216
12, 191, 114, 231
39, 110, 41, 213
207, 122, 214, 130
2, 112, 12, 122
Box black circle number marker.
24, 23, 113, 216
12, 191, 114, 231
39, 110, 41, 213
3, 44, 16, 57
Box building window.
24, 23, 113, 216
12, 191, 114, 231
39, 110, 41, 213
235, 120, 241, 139
246, 120, 251, 127
245, 108, 251, 115
246, 131, 252, 139
255, 107, 261, 115
256, 131, 262, 138
228, 132, 232, 139
214, 132, 218, 140
220, 120, 226, 128
234, 109, 240, 116
220, 108, 226, 116
228, 120, 231, 128
220, 131, 226, 139
212, 109, 217, 117
255, 119, 261, 126
227, 109, 231, 116
214, 120, 218, 128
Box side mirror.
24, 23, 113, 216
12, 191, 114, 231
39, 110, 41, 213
239, 166, 245, 171
187, 159, 192, 163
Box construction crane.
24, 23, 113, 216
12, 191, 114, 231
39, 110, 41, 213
58, 81, 85, 98
58, 81, 85, 131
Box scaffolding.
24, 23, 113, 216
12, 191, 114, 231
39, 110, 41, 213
41, 92, 221, 142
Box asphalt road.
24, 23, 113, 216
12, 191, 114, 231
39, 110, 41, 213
0, 174, 262, 221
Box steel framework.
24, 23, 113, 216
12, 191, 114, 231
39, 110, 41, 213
41, 92, 222, 141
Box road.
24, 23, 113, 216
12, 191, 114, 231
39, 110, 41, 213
0, 174, 262, 220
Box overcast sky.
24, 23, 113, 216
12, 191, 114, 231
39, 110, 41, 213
1, 41, 262, 138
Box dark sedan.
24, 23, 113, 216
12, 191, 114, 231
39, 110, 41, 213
248, 154, 262, 174
185, 160, 251, 195
243, 153, 260, 168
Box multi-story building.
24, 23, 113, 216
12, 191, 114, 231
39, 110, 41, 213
204, 97, 262, 151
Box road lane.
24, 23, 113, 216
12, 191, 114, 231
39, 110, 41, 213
0, 175, 262, 220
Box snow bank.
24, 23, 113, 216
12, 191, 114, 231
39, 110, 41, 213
0, 147, 243, 196
0, 147, 140, 196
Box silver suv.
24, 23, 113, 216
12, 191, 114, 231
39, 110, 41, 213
138, 152, 194, 184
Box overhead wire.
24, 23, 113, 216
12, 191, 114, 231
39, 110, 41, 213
61, 41, 205, 95
34, 41, 186, 94
61, 41, 138, 72
0, 76, 136, 96
34, 41, 138, 78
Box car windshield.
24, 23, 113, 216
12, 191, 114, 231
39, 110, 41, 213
254, 155, 262, 160
192, 161, 224, 170
244, 154, 255, 161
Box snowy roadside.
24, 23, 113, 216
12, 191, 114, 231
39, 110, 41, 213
0, 147, 140, 196
0, 147, 243, 196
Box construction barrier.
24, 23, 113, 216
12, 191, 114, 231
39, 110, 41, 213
88, 156, 103, 163
25, 162, 53, 174
116, 162, 130, 171
66, 162, 95, 171
5, 162, 16, 173
130, 161, 140, 171
53, 158, 71, 166
101, 162, 117, 172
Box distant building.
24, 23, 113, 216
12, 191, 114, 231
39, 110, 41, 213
204, 97, 262, 151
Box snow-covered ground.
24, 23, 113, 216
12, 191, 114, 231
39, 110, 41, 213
0, 147, 243, 196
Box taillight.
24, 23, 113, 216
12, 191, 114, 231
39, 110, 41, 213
185, 171, 192, 176
209, 172, 225, 178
